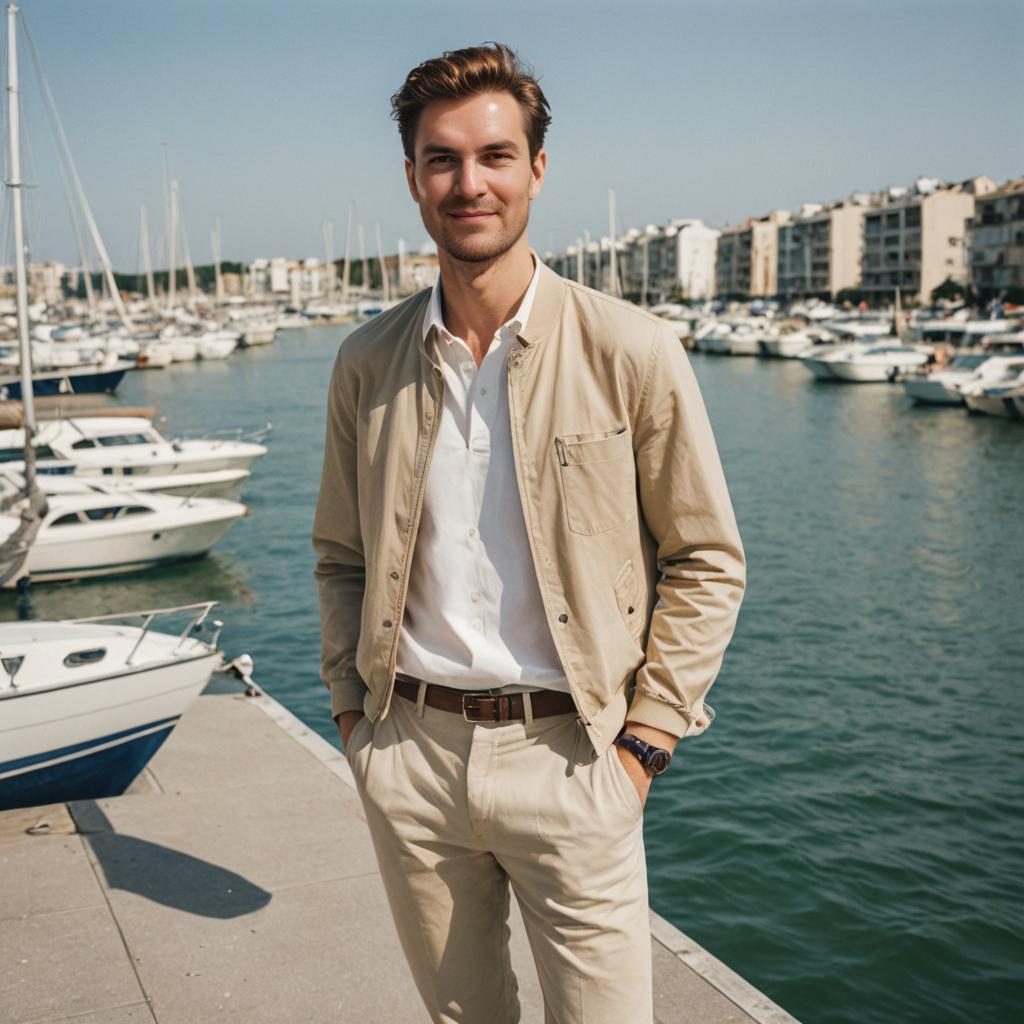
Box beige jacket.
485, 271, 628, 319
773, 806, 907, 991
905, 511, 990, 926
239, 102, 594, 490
313, 262, 745, 757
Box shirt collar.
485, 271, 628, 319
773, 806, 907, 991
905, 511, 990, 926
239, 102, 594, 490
422, 251, 541, 346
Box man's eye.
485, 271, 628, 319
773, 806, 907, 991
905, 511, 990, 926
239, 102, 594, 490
486, 153, 512, 161
429, 155, 452, 164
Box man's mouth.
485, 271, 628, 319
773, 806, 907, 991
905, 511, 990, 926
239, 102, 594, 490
446, 209, 497, 221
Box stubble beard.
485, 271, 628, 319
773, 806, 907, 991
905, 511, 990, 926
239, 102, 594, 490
429, 205, 530, 266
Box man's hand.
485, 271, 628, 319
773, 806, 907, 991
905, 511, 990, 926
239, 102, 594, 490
615, 720, 680, 808
336, 710, 366, 750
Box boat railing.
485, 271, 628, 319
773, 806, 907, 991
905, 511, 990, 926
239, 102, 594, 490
64, 601, 222, 665
170, 421, 272, 447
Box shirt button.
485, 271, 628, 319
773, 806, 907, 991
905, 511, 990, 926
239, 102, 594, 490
468, 527, 476, 538
480, 387, 488, 395
383, 619, 393, 628
558, 613, 569, 624
390, 571, 400, 580
471, 592, 481, 603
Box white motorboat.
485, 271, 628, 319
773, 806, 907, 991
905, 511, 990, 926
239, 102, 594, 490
275, 313, 311, 330
0, 603, 226, 811
799, 342, 869, 380
827, 341, 931, 383
240, 321, 277, 346
691, 320, 725, 352
0, 465, 251, 502
0, 416, 268, 477
760, 328, 829, 359
727, 323, 773, 356
167, 337, 199, 362
902, 354, 1022, 406
820, 317, 894, 341
963, 369, 1024, 418
0, 490, 246, 585
197, 331, 239, 360
136, 340, 174, 369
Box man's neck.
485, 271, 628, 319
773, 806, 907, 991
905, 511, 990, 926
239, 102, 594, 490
437, 239, 535, 364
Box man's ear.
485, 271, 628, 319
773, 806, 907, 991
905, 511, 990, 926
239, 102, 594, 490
528, 148, 547, 200
405, 158, 421, 203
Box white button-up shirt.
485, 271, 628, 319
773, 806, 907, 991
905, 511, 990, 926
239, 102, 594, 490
396, 258, 569, 694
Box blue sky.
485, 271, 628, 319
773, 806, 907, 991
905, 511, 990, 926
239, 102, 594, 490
5, 0, 1022, 271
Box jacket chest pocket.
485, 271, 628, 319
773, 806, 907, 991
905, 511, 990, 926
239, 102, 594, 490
554, 427, 636, 536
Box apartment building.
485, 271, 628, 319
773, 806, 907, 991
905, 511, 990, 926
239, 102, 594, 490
860, 176, 995, 304
715, 209, 790, 298
633, 219, 718, 301
777, 195, 878, 300
968, 176, 1024, 302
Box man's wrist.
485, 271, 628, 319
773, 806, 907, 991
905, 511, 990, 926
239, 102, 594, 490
623, 720, 679, 754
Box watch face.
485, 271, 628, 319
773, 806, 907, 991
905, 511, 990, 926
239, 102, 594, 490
647, 749, 672, 775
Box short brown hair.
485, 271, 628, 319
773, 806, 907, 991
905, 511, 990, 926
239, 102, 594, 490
391, 42, 551, 162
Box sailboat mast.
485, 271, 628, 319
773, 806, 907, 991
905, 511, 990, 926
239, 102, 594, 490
341, 204, 353, 304
7, 3, 38, 484
211, 220, 224, 306
141, 206, 156, 308
167, 179, 177, 311
608, 189, 619, 298
358, 224, 368, 294
323, 220, 335, 302
375, 223, 390, 304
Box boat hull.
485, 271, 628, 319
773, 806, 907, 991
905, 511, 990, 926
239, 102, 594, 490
902, 378, 964, 405
0, 365, 130, 399
0, 652, 219, 811
18, 514, 242, 583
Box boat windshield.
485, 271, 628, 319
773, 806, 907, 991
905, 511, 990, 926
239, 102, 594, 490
95, 434, 153, 447
950, 355, 989, 370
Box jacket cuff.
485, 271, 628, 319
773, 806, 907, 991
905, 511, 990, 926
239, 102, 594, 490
328, 675, 369, 721
625, 690, 715, 742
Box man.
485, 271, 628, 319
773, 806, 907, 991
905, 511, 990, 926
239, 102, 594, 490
313, 42, 745, 1024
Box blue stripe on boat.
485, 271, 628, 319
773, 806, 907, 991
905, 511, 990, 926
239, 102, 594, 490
0, 714, 181, 775
0, 722, 179, 811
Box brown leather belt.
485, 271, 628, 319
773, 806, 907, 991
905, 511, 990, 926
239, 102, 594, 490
393, 675, 577, 722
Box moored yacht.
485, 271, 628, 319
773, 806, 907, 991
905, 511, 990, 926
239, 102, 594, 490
0, 416, 268, 477
827, 341, 931, 383
0, 490, 247, 585
902, 354, 1024, 405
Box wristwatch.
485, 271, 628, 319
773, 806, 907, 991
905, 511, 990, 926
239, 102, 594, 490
615, 731, 673, 776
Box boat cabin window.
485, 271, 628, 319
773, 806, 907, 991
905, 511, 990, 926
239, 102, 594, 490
83, 506, 122, 521
51, 512, 83, 527
63, 648, 107, 668
96, 434, 151, 447
118, 505, 152, 517
71, 439, 99, 450
0, 444, 56, 463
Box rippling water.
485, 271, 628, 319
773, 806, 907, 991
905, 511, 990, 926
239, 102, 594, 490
4, 327, 1020, 1023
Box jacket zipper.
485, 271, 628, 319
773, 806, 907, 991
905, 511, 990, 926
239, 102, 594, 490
506, 350, 590, 728
378, 367, 444, 721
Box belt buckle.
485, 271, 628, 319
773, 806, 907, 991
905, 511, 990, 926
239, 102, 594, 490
462, 691, 511, 722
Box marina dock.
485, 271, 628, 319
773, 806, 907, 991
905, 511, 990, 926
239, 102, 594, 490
1, 688, 799, 1024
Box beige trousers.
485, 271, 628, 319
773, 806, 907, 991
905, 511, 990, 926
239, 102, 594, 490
345, 683, 652, 1024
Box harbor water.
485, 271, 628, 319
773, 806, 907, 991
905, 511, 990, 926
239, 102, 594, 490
3, 325, 1020, 1024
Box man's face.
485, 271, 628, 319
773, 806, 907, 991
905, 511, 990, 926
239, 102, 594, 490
405, 90, 546, 264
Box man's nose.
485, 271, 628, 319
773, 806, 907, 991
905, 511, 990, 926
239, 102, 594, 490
454, 160, 485, 197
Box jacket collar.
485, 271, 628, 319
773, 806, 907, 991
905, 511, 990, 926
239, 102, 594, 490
414, 256, 566, 362
517, 260, 566, 348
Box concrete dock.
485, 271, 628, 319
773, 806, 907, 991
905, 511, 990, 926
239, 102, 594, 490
1, 689, 799, 1024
